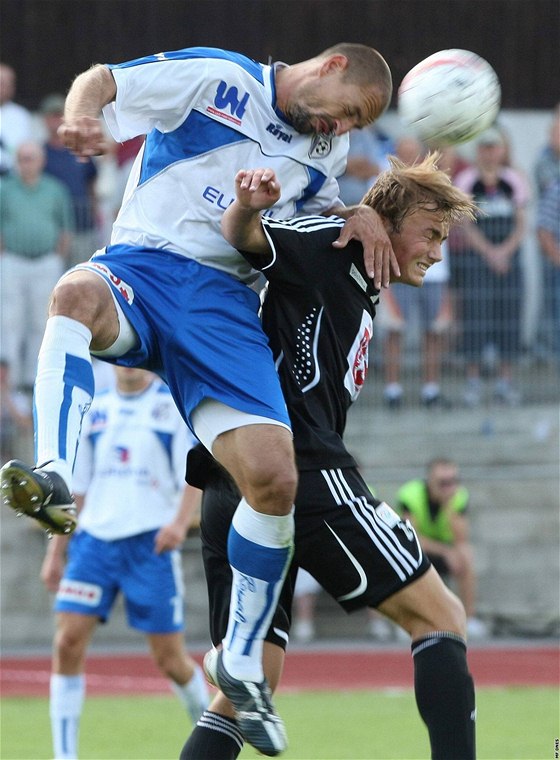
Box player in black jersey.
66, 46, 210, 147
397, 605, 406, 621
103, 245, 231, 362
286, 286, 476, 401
181, 156, 479, 760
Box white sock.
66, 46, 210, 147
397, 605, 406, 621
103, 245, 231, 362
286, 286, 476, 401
223, 498, 294, 681
34, 316, 94, 488
170, 664, 210, 724
50, 673, 85, 760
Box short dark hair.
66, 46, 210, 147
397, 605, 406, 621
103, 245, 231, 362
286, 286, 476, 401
320, 43, 392, 117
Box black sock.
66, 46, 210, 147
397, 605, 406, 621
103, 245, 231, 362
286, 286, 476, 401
412, 632, 476, 760
179, 710, 244, 760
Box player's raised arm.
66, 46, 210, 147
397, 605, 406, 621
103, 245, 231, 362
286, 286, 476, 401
58, 64, 116, 158
221, 168, 280, 255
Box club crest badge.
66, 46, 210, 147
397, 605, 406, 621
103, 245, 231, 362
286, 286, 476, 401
309, 133, 333, 158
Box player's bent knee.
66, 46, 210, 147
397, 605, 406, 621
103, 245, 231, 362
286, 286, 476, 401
50, 273, 112, 325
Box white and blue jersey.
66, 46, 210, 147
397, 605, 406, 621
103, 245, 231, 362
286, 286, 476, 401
54, 378, 194, 632
76, 47, 352, 431
73, 377, 192, 540
103, 47, 348, 283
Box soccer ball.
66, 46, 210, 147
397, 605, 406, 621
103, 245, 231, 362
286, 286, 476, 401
397, 49, 501, 146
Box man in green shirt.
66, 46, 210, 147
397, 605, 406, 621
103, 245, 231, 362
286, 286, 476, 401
397, 458, 489, 639
0, 141, 73, 389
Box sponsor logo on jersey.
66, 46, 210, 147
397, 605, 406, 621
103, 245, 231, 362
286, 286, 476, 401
79, 262, 135, 304
114, 445, 131, 463
344, 310, 373, 400
308, 133, 333, 159
202, 185, 274, 216
207, 81, 250, 126
266, 122, 293, 143
56, 580, 102, 606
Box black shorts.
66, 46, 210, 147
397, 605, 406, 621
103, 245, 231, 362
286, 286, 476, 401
199, 461, 430, 651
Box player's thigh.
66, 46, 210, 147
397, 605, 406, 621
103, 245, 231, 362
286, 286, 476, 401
378, 565, 466, 637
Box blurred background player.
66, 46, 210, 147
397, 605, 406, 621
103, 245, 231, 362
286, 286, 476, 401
396, 458, 489, 639
40, 366, 209, 760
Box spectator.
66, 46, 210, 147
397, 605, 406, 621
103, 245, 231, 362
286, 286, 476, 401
536, 177, 560, 363
453, 126, 529, 406
396, 458, 489, 639
0, 141, 73, 390
40, 366, 210, 760
0, 63, 34, 176
534, 103, 560, 197
0, 359, 32, 462
40, 93, 100, 267
338, 122, 393, 205
381, 136, 453, 408
534, 106, 560, 364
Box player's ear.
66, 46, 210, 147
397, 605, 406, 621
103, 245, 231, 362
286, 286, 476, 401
320, 54, 348, 77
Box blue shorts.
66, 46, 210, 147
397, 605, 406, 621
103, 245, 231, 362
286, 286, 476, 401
55, 530, 185, 634
79, 245, 290, 431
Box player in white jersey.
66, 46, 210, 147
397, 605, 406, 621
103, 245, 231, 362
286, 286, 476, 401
1, 43, 395, 756
40, 367, 209, 760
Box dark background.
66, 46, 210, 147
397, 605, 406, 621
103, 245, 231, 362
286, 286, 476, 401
1, 0, 558, 110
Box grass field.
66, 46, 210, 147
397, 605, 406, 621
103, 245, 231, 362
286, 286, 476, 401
1, 686, 558, 760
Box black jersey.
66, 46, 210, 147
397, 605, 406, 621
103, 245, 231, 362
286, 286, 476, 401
243, 215, 379, 470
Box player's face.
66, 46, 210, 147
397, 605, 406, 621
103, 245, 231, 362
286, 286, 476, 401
115, 366, 155, 391
286, 74, 382, 136
390, 207, 448, 287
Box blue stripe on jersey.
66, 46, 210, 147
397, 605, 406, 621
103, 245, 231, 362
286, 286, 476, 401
154, 431, 173, 471
227, 528, 291, 581
139, 110, 249, 185
107, 47, 265, 84
295, 167, 328, 212
60, 356, 95, 459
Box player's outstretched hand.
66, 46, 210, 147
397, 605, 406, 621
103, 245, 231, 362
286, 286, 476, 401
234, 168, 281, 211
58, 116, 108, 158
333, 205, 400, 289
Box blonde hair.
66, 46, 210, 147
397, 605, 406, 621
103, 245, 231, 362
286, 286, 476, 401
361, 152, 477, 231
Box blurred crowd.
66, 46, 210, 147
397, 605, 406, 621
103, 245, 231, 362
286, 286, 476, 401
0, 61, 558, 434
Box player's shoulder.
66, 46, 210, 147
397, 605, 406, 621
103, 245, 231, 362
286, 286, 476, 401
397, 479, 425, 500
263, 214, 345, 237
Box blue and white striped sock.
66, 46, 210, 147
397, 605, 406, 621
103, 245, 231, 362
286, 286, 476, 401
34, 316, 94, 488
223, 498, 294, 681
50, 673, 85, 760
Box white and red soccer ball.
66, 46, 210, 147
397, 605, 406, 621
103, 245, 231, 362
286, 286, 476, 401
398, 49, 501, 146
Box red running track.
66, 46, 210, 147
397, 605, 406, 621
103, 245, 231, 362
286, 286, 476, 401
1, 646, 557, 697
